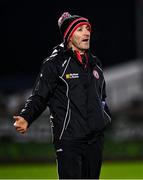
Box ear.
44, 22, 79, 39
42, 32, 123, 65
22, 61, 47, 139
67, 38, 72, 48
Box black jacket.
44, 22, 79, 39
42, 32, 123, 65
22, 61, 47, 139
20, 43, 111, 141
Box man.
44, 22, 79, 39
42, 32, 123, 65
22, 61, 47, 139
13, 12, 111, 179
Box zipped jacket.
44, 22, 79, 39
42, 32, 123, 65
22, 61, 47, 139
20, 43, 111, 141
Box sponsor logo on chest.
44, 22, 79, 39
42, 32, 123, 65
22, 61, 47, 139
66, 73, 79, 79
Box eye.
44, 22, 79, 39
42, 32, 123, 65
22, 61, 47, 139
77, 27, 82, 31
86, 26, 90, 31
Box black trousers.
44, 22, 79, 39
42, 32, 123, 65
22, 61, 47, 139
54, 133, 104, 179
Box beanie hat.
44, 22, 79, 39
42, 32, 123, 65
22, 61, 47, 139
58, 12, 91, 43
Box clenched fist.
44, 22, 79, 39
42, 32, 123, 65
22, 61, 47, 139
13, 116, 28, 133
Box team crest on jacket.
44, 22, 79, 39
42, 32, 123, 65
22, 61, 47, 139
93, 70, 99, 79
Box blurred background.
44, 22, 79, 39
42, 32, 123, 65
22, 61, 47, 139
0, 0, 143, 178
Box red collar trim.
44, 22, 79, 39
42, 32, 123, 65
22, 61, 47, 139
75, 51, 88, 67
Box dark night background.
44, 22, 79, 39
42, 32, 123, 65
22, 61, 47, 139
0, 0, 136, 92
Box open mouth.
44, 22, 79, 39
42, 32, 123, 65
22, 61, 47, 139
82, 39, 89, 42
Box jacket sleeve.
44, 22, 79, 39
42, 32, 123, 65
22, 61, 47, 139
95, 55, 112, 121
19, 58, 58, 126
102, 79, 112, 122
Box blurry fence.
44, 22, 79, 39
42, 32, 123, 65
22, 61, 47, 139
105, 59, 143, 111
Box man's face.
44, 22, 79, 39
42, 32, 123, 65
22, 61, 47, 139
68, 24, 91, 54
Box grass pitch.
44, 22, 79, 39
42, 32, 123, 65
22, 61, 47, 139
0, 161, 143, 179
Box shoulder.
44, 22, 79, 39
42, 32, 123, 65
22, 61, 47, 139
40, 43, 67, 75
44, 43, 65, 65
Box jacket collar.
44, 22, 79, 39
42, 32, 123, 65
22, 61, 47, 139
52, 42, 98, 68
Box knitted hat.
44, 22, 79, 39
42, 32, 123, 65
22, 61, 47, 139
58, 12, 91, 43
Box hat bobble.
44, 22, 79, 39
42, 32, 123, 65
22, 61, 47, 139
58, 12, 91, 43
58, 12, 71, 27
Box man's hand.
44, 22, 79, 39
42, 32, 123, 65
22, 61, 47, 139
13, 116, 28, 133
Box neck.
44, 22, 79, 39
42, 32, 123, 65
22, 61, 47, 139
67, 43, 85, 55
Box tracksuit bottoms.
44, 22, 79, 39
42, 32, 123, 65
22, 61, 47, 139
54, 132, 104, 179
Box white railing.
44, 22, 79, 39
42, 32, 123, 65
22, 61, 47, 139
104, 60, 143, 111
